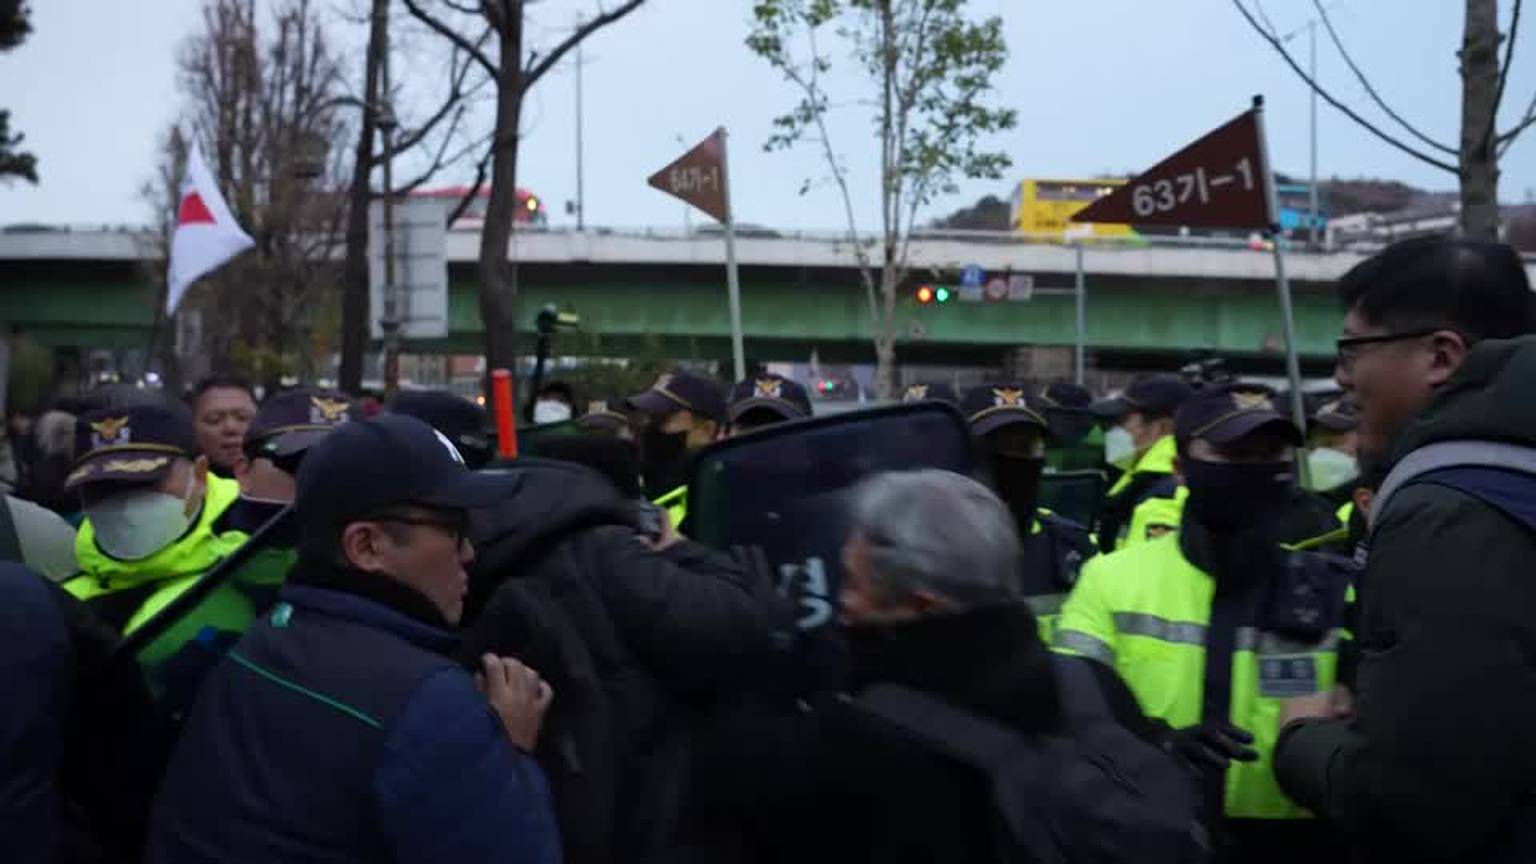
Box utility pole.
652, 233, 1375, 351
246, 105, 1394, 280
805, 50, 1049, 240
378, 0, 401, 398
1308, 20, 1319, 248
575, 15, 585, 231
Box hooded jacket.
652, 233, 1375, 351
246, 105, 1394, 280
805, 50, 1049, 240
461, 459, 784, 863
1274, 336, 1536, 863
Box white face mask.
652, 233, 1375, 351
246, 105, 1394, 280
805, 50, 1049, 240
533, 400, 573, 424
1103, 426, 1136, 469
87, 472, 198, 561
1305, 447, 1360, 493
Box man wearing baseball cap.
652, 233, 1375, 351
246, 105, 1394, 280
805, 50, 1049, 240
627, 368, 727, 528
1090, 373, 1194, 552
148, 414, 559, 863
388, 389, 494, 469
1056, 383, 1351, 861
575, 399, 635, 441
62, 402, 249, 636
960, 383, 1097, 642
726, 373, 812, 437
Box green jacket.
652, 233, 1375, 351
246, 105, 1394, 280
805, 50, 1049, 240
1274, 336, 1536, 862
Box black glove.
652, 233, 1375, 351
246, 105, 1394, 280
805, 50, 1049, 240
1162, 722, 1260, 771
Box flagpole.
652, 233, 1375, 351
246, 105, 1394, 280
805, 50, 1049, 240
1074, 241, 1086, 386
717, 127, 746, 382
1253, 95, 1312, 486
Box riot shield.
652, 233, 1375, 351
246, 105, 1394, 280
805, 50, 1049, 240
688, 402, 977, 635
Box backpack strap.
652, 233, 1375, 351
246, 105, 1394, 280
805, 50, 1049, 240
1372, 440, 1536, 527
1414, 466, 1536, 534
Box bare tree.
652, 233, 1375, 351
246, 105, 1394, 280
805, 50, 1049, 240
1235, 0, 1534, 240
164, 0, 352, 387
749, 0, 1016, 398
402, 0, 647, 392
337, 0, 490, 394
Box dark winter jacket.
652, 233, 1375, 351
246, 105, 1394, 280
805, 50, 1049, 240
1275, 336, 1536, 863
461, 459, 785, 863
0, 564, 72, 864
146, 561, 560, 864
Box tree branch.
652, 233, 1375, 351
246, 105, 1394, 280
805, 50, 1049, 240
1497, 88, 1536, 154
448, 147, 493, 226
387, 111, 483, 195
1233, 0, 1458, 173
522, 0, 647, 91
385, 30, 491, 157
1483, 0, 1521, 152
1310, 0, 1457, 156
401, 0, 499, 79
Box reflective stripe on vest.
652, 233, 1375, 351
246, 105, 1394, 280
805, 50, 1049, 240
653, 485, 688, 530
1053, 533, 1341, 821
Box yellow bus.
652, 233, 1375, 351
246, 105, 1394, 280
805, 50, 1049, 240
1010, 178, 1136, 239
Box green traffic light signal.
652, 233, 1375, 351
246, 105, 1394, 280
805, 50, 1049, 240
935, 287, 951, 303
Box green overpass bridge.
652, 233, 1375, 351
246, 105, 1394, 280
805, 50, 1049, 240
0, 227, 1417, 375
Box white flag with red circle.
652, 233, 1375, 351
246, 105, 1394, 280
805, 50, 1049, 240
166, 142, 254, 315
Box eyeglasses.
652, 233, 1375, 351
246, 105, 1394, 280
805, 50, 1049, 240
371, 513, 469, 544
1334, 328, 1446, 368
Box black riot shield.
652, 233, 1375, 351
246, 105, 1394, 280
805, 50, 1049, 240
688, 402, 977, 635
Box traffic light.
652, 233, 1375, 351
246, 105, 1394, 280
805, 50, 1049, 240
935, 287, 951, 304
916, 285, 935, 305
915, 285, 952, 305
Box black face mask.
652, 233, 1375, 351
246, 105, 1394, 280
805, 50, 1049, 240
1182, 457, 1294, 533
989, 452, 1046, 529
640, 425, 690, 500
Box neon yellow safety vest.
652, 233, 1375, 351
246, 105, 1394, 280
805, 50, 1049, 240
1053, 533, 1342, 821
653, 485, 688, 531
1106, 434, 1177, 498
67, 475, 250, 647
1105, 436, 1183, 551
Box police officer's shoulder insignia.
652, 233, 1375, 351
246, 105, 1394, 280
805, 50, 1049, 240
992, 387, 1025, 408
90, 415, 131, 448
754, 378, 783, 399
309, 396, 351, 424
904, 384, 929, 402
1232, 391, 1274, 412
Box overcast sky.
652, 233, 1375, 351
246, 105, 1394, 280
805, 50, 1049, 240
3, 0, 1534, 232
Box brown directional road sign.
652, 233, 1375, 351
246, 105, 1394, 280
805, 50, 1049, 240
1072, 109, 1273, 230
647, 129, 728, 224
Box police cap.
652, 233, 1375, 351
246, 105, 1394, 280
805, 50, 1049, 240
627, 369, 726, 424
245, 389, 354, 461
960, 383, 1050, 438
67, 403, 196, 490
1175, 383, 1303, 448
1090, 374, 1194, 421
728, 373, 812, 424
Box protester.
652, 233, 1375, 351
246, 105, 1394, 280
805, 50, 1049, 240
1, 493, 77, 580
1090, 373, 1192, 551
1056, 382, 1353, 862
1274, 235, 1536, 863
802, 469, 1185, 864
533, 380, 578, 424
146, 414, 560, 864
190, 375, 258, 478
14, 408, 82, 518
627, 368, 727, 526
62, 403, 248, 635
0, 562, 72, 864
959, 383, 1095, 640
576, 399, 635, 441
726, 372, 812, 436
388, 389, 493, 468
460, 449, 784, 863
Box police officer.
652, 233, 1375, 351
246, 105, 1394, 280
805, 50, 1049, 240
63, 403, 249, 636
222, 388, 353, 537
899, 381, 958, 405
1055, 383, 1352, 862
627, 369, 727, 528
726, 372, 812, 436
960, 384, 1096, 641
576, 400, 635, 441
388, 389, 494, 469
1303, 396, 1360, 507
1090, 374, 1193, 551
1038, 380, 1102, 473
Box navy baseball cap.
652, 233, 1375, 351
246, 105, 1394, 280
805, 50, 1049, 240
900, 381, 958, 406
1175, 383, 1302, 448
295, 414, 506, 534
576, 399, 631, 434
245, 389, 354, 460
960, 383, 1050, 438
627, 369, 727, 423
1037, 381, 1096, 444
1091, 374, 1194, 421
1310, 396, 1358, 433
388, 390, 491, 463
67, 403, 197, 490
728, 374, 812, 424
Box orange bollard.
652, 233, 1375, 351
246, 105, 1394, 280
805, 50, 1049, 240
491, 368, 518, 459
